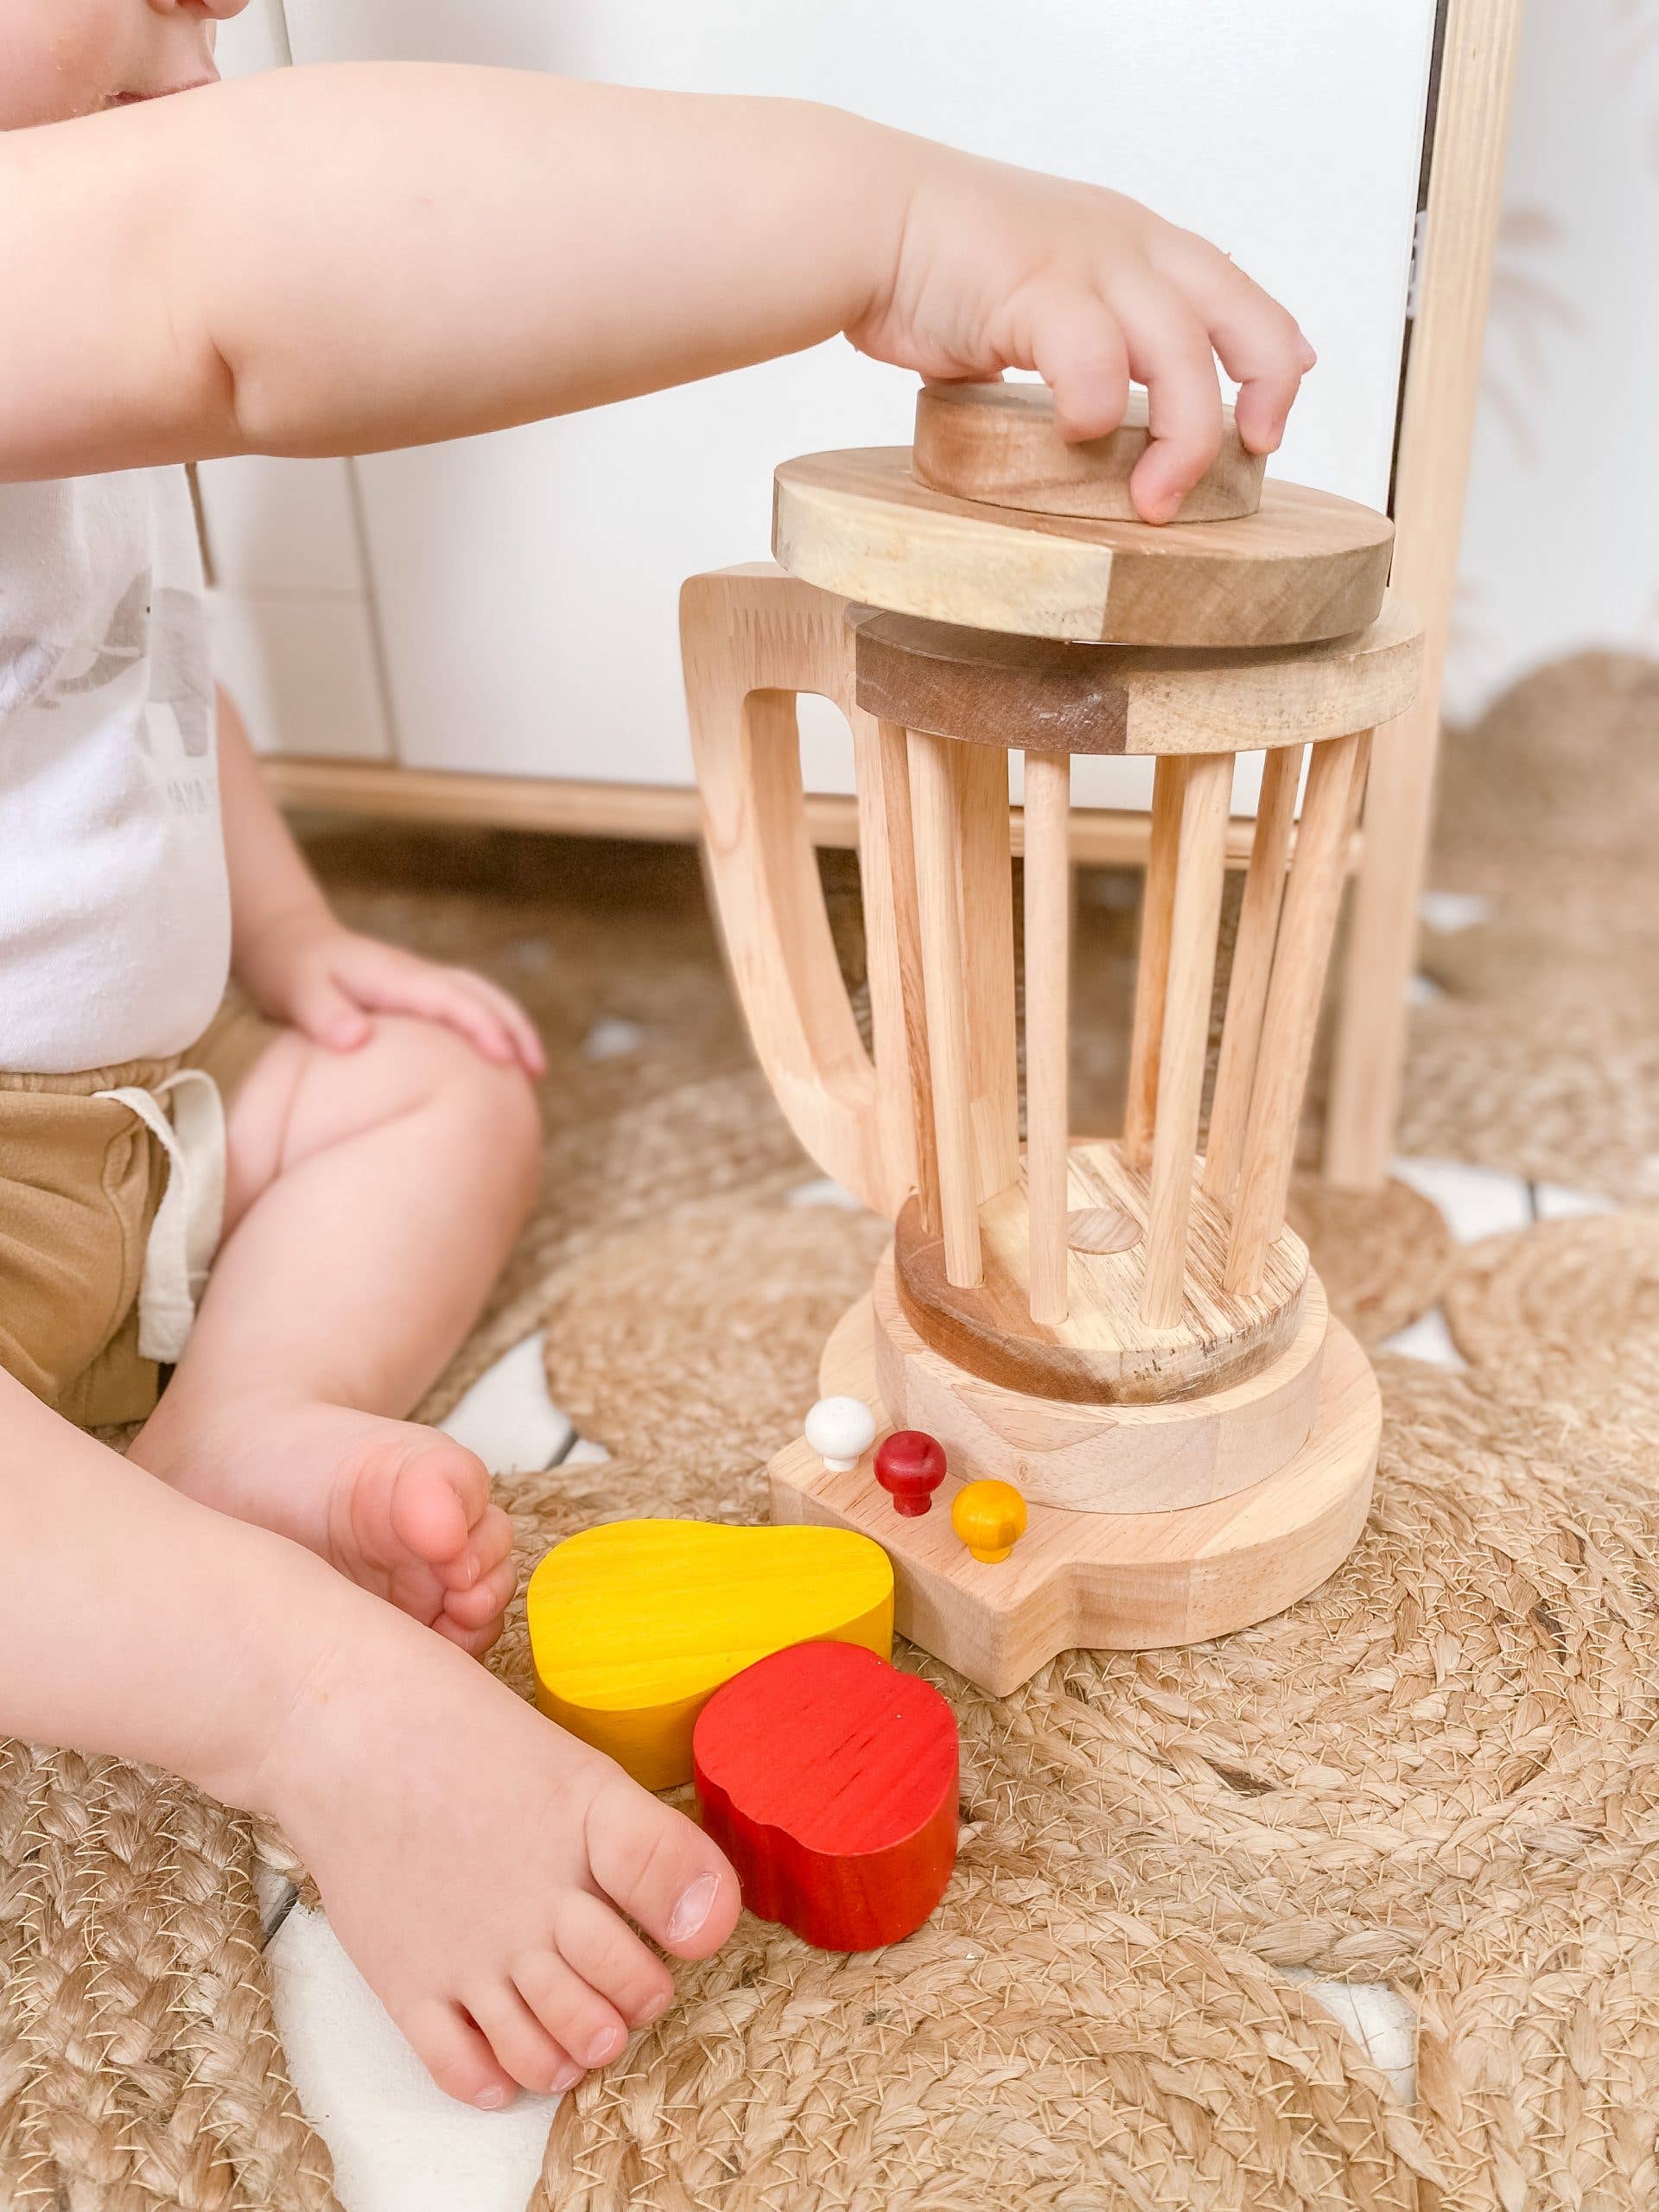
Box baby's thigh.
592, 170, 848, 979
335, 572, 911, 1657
219, 1013, 537, 1230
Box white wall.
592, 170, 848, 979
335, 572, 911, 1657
209, 2, 1435, 811
1445, 0, 1659, 721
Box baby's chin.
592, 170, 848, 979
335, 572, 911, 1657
105, 75, 219, 108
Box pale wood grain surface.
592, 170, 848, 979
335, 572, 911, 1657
893, 1138, 1308, 1405
871, 1248, 1327, 1516
1204, 741, 1305, 1207
1325, 0, 1522, 1187
850, 596, 1421, 757
1022, 751, 1072, 1324
912, 380, 1266, 524
770, 1294, 1378, 1693
1140, 753, 1234, 1326
775, 448, 1395, 646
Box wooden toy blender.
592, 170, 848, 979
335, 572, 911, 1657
682, 382, 1422, 1694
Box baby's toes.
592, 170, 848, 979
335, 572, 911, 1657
406, 1996, 519, 2110
514, 1942, 632, 2072
458, 1503, 515, 1589
548, 1889, 676, 2037
582, 1766, 741, 1962
440, 1554, 516, 1638
464, 1984, 582, 2096
388, 1436, 492, 1577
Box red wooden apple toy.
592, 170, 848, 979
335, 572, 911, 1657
692, 1641, 958, 1952
874, 1428, 947, 1516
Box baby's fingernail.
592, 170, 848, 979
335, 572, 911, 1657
474, 2084, 514, 2111
637, 1992, 671, 2026
667, 1872, 720, 1944
584, 2026, 626, 2067
549, 2061, 582, 2093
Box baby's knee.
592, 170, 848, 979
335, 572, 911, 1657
372, 1016, 543, 1198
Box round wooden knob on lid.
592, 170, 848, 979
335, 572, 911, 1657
951, 1480, 1028, 1565
874, 1430, 948, 1516
912, 379, 1265, 524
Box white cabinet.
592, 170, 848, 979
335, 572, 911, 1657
209, 2, 1437, 810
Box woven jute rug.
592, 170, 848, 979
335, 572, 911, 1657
520, 1211, 1659, 2211
1402, 649, 1659, 1201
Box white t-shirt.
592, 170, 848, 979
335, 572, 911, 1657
0, 467, 230, 1072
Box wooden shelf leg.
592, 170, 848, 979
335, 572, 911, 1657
1203, 742, 1304, 1209
908, 732, 983, 1288
1122, 755, 1186, 1170
1227, 730, 1372, 1295
1023, 751, 1071, 1325
1139, 752, 1234, 1329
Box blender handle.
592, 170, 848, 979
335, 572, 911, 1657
681, 565, 913, 1219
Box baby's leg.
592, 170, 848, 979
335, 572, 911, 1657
0, 1369, 739, 2105
133, 1015, 543, 1647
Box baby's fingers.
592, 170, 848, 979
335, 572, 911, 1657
1028, 291, 1131, 446
1114, 277, 1224, 524
355, 963, 519, 1067
1154, 232, 1316, 457
450, 972, 547, 1078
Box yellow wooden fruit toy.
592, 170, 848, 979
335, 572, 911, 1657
525, 1519, 893, 1790
950, 1480, 1028, 1564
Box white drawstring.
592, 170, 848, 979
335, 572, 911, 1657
92, 1070, 226, 1363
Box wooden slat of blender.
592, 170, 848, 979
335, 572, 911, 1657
1122, 755, 1186, 1169
1140, 752, 1234, 1329
1022, 749, 1072, 1324
908, 731, 984, 1286
859, 715, 940, 1233
953, 741, 1021, 1203
1226, 729, 1372, 1294
1203, 742, 1305, 1208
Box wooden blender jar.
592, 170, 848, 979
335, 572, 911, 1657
682, 382, 1423, 1694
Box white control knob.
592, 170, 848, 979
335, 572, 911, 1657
804, 1395, 878, 1473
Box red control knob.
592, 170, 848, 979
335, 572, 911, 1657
874, 1430, 948, 1516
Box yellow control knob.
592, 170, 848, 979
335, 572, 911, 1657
950, 1479, 1027, 1565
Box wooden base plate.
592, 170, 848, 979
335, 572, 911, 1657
873, 1248, 1328, 1514
894, 1138, 1309, 1405
769, 1296, 1379, 1695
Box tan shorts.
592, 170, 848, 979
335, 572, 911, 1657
0, 990, 281, 1428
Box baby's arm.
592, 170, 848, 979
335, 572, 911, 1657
0, 65, 1312, 524
217, 689, 543, 1071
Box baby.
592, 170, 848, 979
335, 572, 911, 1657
0, 0, 1314, 2109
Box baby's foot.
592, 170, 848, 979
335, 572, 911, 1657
257, 1613, 741, 2103
132, 1397, 514, 1652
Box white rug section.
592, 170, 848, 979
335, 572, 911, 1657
1290, 1972, 1416, 2108
1379, 1306, 1466, 1371
270, 1905, 560, 2212
1391, 1157, 1532, 1243
582, 1017, 648, 1061
785, 1175, 870, 1212
1417, 890, 1492, 933
439, 1332, 574, 1475
562, 1436, 613, 1467
1531, 1180, 1617, 1220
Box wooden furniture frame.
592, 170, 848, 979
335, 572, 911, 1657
260, 0, 1520, 1191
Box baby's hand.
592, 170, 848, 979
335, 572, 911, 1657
240, 914, 546, 1077
848, 146, 1316, 524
